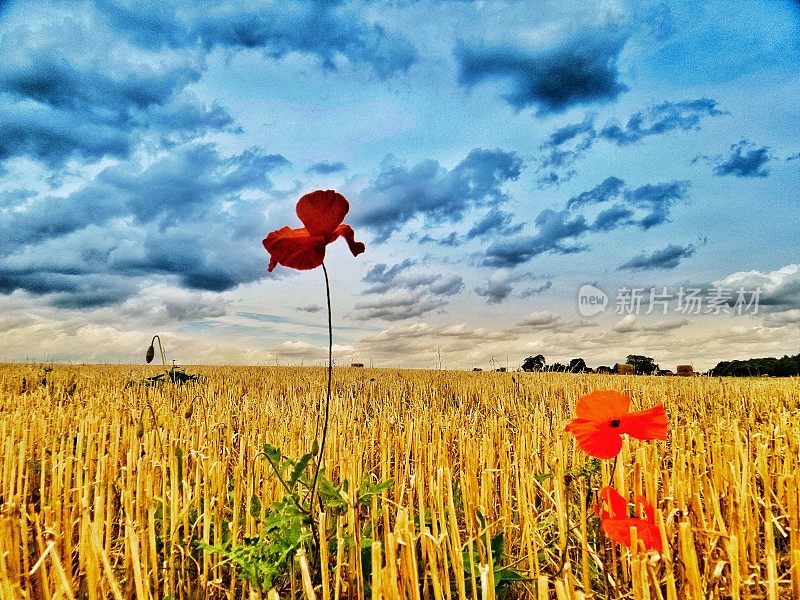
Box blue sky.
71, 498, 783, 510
1, 0, 799, 370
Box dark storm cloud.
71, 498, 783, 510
0, 186, 126, 250
712, 140, 771, 177
354, 292, 447, 321
0, 0, 415, 167
618, 243, 696, 271
521, 280, 553, 298
0, 144, 288, 252
483, 210, 590, 268
417, 232, 462, 247
353, 148, 523, 241
95, 0, 418, 78
598, 99, 725, 145
592, 205, 635, 231
625, 180, 689, 229
474, 270, 539, 304
475, 279, 514, 304
454, 26, 628, 114
537, 99, 725, 181
543, 114, 597, 149
363, 259, 416, 286
465, 210, 524, 239
306, 161, 348, 175
0, 261, 139, 309
98, 145, 289, 227
566, 176, 625, 209
428, 276, 464, 296
0, 104, 134, 167
357, 259, 463, 320
535, 114, 595, 184
362, 260, 463, 296
0, 144, 288, 303
481, 177, 689, 268
0, 8, 235, 167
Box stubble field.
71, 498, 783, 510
0, 364, 798, 599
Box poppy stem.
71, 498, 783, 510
309, 262, 333, 537
609, 456, 618, 485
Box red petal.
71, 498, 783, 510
332, 223, 365, 257
620, 404, 668, 441
574, 390, 630, 422
296, 190, 349, 236
601, 492, 663, 551
598, 487, 628, 520
635, 496, 657, 525
607, 520, 662, 551
262, 226, 326, 271
638, 522, 663, 551
565, 418, 622, 459
602, 519, 633, 547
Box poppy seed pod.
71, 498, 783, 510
145, 345, 155, 364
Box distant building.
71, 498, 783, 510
676, 365, 694, 376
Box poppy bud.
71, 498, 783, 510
145, 344, 155, 364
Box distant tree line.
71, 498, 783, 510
520, 351, 800, 377
520, 354, 661, 374
711, 353, 800, 377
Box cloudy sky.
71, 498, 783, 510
1, 0, 799, 370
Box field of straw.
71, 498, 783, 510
0, 363, 798, 599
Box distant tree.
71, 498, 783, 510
596, 365, 613, 374
569, 358, 587, 373
521, 354, 546, 372
711, 352, 800, 377
626, 354, 658, 375
548, 362, 568, 372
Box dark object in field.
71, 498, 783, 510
138, 334, 198, 385
614, 363, 634, 375
676, 365, 694, 376
129, 367, 200, 387
144, 368, 199, 385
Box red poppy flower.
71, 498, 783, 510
597, 486, 662, 551
262, 190, 365, 272
564, 390, 667, 459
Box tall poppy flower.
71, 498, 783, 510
564, 390, 667, 459
262, 190, 365, 272
597, 486, 662, 551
